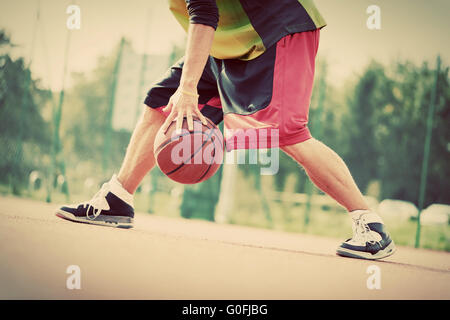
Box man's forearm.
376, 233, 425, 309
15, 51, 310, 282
179, 23, 215, 92
159, 0, 218, 131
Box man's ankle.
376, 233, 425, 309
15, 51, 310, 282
349, 209, 384, 224
109, 174, 134, 207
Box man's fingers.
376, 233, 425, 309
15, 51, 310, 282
186, 111, 194, 131
162, 112, 176, 134
194, 109, 208, 126
176, 111, 184, 133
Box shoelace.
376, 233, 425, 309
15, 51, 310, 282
352, 216, 380, 245
82, 183, 109, 220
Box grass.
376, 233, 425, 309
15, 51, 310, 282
223, 172, 450, 252
228, 201, 450, 252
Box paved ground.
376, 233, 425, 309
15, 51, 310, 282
0, 195, 449, 299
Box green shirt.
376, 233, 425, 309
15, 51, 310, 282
170, 0, 326, 60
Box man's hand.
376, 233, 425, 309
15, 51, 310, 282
160, 88, 208, 134
159, 18, 216, 134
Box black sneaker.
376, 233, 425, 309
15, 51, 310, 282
56, 183, 134, 229
336, 212, 396, 260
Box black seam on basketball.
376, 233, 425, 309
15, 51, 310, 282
165, 128, 216, 178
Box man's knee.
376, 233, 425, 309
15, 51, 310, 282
281, 136, 316, 165
140, 106, 165, 126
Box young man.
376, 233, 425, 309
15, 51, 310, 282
56, 0, 396, 260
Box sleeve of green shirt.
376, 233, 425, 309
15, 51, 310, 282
185, 0, 219, 30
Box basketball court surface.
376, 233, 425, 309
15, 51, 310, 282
0, 196, 449, 299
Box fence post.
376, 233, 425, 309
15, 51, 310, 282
415, 56, 441, 248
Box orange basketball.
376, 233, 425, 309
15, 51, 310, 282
154, 116, 224, 184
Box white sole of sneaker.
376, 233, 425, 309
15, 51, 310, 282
336, 241, 396, 260
55, 210, 134, 229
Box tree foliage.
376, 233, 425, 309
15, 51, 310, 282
61, 41, 131, 178
0, 31, 52, 194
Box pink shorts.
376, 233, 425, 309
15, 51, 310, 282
144, 29, 320, 150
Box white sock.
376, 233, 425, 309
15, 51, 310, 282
108, 174, 134, 207
349, 209, 383, 224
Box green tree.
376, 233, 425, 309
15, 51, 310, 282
376, 61, 450, 206
180, 166, 223, 221
61, 40, 131, 181
0, 30, 52, 194
340, 60, 449, 206
341, 62, 393, 194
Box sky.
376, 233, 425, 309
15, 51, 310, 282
0, 0, 449, 90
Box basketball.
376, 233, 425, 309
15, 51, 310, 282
154, 116, 224, 184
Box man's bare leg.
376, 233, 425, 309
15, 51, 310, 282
56, 106, 164, 228
117, 107, 165, 194
281, 137, 368, 212
282, 137, 395, 259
